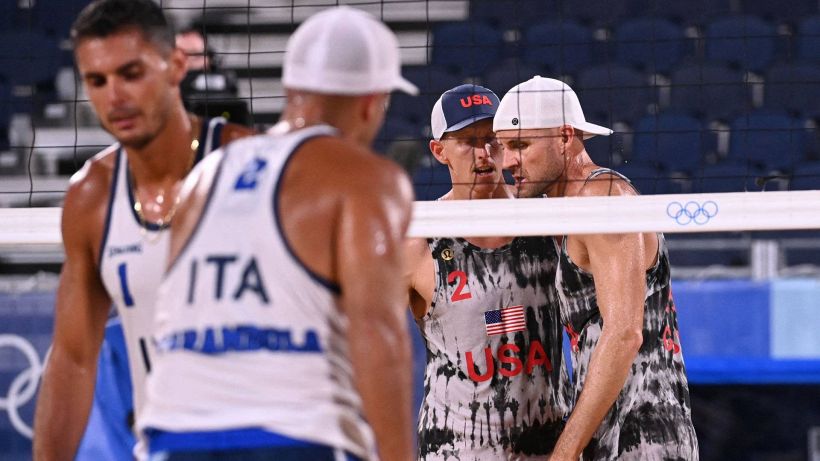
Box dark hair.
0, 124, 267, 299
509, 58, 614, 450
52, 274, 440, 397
71, 0, 175, 54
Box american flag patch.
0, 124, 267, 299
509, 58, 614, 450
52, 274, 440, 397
484, 305, 526, 336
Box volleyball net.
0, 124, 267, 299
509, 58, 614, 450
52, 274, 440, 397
2, 2, 820, 460
0, 0, 818, 277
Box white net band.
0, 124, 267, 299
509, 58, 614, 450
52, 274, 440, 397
2, 190, 819, 250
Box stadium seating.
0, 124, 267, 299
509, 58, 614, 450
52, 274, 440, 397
691, 162, 763, 192
797, 15, 820, 62
632, 112, 705, 173
669, 61, 752, 121
764, 62, 820, 116
788, 161, 820, 191
412, 161, 452, 201
482, 61, 541, 97
576, 64, 656, 126
469, 0, 552, 30
0, 89, 10, 152
615, 162, 673, 194
32, 0, 93, 39
0, 31, 60, 87
625, 0, 733, 25
387, 66, 463, 127
614, 17, 689, 74
728, 111, 806, 171
704, 15, 777, 72
738, 0, 819, 23
522, 20, 595, 76
431, 22, 504, 77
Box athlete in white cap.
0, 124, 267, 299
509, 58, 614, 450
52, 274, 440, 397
138, 7, 417, 461
405, 84, 571, 459
494, 76, 698, 461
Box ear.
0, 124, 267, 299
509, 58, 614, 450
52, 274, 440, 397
560, 125, 575, 144
429, 139, 449, 165
361, 94, 385, 122
168, 47, 188, 86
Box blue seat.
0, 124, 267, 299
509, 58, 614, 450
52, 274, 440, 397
788, 162, 820, 190
585, 134, 624, 169
375, 118, 423, 154
412, 162, 452, 201
691, 162, 763, 193
431, 22, 504, 77
728, 111, 806, 171
482, 61, 540, 98
670, 62, 751, 121
469, 0, 553, 30
705, 15, 777, 72
387, 66, 462, 126
764, 63, 820, 117
523, 20, 595, 75
614, 18, 688, 74
739, 0, 818, 22
558, 0, 629, 27
615, 163, 672, 194
0, 80, 9, 150
576, 64, 655, 126
632, 112, 704, 173
625, 0, 733, 25
0, 31, 60, 86
797, 16, 820, 62
33, 0, 93, 38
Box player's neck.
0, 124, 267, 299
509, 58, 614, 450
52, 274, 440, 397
548, 148, 595, 198
126, 107, 197, 186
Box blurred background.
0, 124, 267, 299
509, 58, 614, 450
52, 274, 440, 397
1, 0, 819, 460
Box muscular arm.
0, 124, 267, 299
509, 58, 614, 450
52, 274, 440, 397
33, 167, 113, 461
337, 165, 415, 461
403, 237, 434, 320
552, 181, 649, 460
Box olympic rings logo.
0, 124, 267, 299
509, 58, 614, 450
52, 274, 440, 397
666, 201, 719, 225
0, 334, 44, 439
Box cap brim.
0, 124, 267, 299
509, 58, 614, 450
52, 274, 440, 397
439, 113, 495, 138
394, 77, 419, 95
575, 121, 613, 139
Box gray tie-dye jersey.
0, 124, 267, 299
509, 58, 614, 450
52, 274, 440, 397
416, 236, 571, 460
555, 169, 699, 461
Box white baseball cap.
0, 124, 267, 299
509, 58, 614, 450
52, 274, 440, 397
282, 6, 418, 96
493, 76, 612, 139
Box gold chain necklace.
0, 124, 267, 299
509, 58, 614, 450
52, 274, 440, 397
132, 119, 200, 242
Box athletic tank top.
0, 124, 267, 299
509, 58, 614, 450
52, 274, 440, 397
555, 168, 698, 461
417, 236, 571, 460
139, 125, 377, 460
98, 117, 226, 424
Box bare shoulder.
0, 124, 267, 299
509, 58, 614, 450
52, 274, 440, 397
404, 237, 430, 264
61, 146, 118, 254
576, 169, 638, 198
63, 146, 117, 219
308, 137, 413, 201
220, 122, 257, 145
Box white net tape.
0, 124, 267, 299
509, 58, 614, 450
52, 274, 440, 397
2, 190, 819, 251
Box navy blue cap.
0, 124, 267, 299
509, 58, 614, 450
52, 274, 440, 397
431, 84, 500, 140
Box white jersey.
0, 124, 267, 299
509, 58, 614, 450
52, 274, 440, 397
98, 117, 227, 426
139, 125, 377, 460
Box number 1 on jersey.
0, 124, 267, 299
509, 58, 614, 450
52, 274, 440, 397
117, 262, 135, 307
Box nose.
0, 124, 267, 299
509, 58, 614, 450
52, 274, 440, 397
104, 77, 127, 106
502, 149, 520, 171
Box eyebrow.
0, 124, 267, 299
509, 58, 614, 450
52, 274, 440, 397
82, 59, 143, 79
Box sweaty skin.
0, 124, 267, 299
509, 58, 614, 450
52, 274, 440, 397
168, 92, 415, 461
32, 28, 253, 461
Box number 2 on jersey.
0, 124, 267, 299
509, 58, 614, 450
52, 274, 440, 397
447, 270, 472, 302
